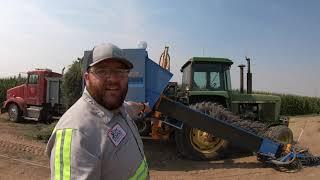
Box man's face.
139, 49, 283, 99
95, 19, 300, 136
84, 60, 129, 110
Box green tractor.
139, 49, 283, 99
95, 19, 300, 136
161, 56, 293, 160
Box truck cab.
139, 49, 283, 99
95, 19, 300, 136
1, 69, 63, 122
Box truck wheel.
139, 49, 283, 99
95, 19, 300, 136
264, 125, 293, 144
8, 103, 21, 122
175, 102, 229, 160
39, 106, 52, 124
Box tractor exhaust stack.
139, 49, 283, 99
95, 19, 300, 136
246, 57, 252, 94
238, 64, 245, 93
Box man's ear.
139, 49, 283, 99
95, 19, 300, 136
84, 72, 89, 85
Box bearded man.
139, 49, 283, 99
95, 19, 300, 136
46, 43, 150, 180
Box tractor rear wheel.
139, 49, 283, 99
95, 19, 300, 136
175, 102, 229, 160
8, 103, 21, 122
174, 101, 292, 160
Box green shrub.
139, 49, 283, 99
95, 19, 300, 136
0, 75, 26, 106
35, 122, 57, 142
61, 60, 83, 108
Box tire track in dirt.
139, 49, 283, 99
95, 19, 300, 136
0, 114, 47, 158
0, 139, 46, 156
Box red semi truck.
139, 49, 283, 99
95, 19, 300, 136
1, 68, 64, 122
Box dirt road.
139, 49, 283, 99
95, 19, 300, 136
0, 113, 319, 180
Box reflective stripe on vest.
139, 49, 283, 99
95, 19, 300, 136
54, 129, 73, 180
129, 157, 148, 180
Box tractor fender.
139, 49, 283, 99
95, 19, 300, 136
3, 97, 28, 116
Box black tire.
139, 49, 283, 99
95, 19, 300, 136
175, 102, 229, 160
264, 125, 293, 144
135, 119, 151, 136
8, 103, 21, 122
39, 106, 52, 124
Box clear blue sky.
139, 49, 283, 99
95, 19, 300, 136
1, 0, 319, 96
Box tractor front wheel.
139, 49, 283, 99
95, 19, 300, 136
175, 102, 228, 160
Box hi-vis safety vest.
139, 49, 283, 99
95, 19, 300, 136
46, 90, 149, 180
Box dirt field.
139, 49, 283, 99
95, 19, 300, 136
0, 113, 319, 180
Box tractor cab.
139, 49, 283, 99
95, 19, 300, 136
181, 57, 233, 91
180, 57, 233, 105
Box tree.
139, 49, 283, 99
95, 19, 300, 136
61, 59, 83, 108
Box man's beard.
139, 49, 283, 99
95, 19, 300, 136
88, 82, 128, 110
100, 87, 128, 110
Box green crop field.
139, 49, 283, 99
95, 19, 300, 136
255, 91, 320, 116
232, 90, 320, 116
0, 76, 26, 107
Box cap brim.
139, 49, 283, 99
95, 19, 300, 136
89, 57, 133, 69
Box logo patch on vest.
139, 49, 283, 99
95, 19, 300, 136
108, 124, 127, 146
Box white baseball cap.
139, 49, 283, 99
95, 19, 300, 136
89, 43, 133, 69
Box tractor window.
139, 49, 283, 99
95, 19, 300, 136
210, 72, 221, 89
182, 64, 191, 85
194, 72, 206, 88
28, 74, 39, 84
193, 72, 222, 89
192, 63, 225, 90
226, 68, 232, 90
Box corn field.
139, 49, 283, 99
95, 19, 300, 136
255, 91, 320, 116
0, 76, 26, 106
226, 90, 320, 116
